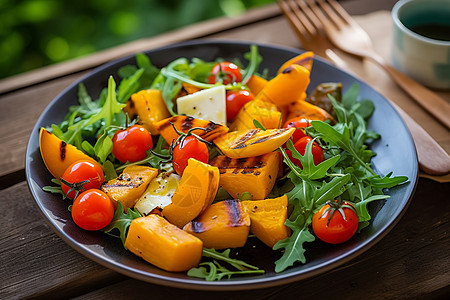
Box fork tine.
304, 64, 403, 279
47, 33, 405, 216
277, 0, 308, 40
295, 0, 325, 34
326, 0, 354, 24
303, 0, 335, 30
282, 0, 317, 38
308, 0, 345, 29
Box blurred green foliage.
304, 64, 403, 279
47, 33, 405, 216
0, 0, 274, 79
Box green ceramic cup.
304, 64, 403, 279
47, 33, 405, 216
391, 0, 450, 89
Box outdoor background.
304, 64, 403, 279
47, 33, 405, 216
0, 0, 274, 79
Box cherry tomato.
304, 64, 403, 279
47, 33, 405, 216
60, 160, 105, 199
285, 136, 324, 168
172, 135, 209, 175
112, 125, 153, 163
225, 89, 255, 121
71, 189, 115, 231
207, 62, 242, 85
283, 117, 310, 143
312, 200, 358, 244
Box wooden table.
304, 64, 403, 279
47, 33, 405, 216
1, 1, 449, 299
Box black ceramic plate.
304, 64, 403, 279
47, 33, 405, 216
26, 40, 418, 290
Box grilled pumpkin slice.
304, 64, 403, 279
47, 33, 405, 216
209, 151, 280, 200
286, 98, 335, 124
125, 214, 203, 272
39, 128, 98, 179
277, 51, 314, 74
162, 158, 220, 228
183, 199, 250, 249
154, 115, 229, 146
242, 195, 290, 248
229, 98, 282, 132
213, 127, 295, 158
101, 165, 158, 209
123, 89, 171, 135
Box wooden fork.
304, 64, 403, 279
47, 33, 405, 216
299, 0, 450, 130
277, 0, 450, 176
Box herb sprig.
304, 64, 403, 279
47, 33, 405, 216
273, 83, 408, 273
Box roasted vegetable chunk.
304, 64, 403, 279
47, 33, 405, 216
101, 165, 158, 209
125, 214, 203, 272
209, 152, 281, 200
305, 82, 342, 118
163, 158, 220, 228
183, 199, 250, 249
230, 98, 282, 132
123, 89, 171, 135
154, 115, 229, 146
242, 195, 290, 248
213, 128, 294, 158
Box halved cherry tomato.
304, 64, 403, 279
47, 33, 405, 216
207, 62, 242, 85
71, 189, 115, 231
112, 125, 153, 163
172, 135, 209, 175
285, 136, 324, 168
226, 89, 255, 121
60, 160, 105, 199
283, 117, 310, 143
312, 200, 358, 244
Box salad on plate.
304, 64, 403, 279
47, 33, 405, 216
38, 45, 408, 281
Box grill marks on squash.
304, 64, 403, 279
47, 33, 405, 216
229, 129, 287, 150
155, 115, 228, 142
60, 141, 67, 160
160, 116, 218, 133
210, 155, 266, 176
189, 199, 247, 233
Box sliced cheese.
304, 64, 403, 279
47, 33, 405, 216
134, 172, 181, 216
177, 85, 227, 125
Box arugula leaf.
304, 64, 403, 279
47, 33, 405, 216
103, 160, 118, 181
93, 130, 113, 164
117, 68, 144, 103
242, 45, 262, 84
103, 201, 141, 247
273, 215, 315, 272
188, 261, 264, 281
42, 178, 64, 196
188, 248, 264, 281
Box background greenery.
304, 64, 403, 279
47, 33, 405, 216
0, 0, 274, 79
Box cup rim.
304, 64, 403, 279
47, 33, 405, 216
392, 0, 450, 46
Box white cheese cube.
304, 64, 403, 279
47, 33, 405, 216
176, 85, 227, 125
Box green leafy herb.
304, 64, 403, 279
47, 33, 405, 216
103, 201, 142, 247
42, 178, 64, 196
188, 248, 264, 281
273, 84, 408, 273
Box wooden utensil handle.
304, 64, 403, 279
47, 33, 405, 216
370, 56, 450, 130
390, 102, 450, 176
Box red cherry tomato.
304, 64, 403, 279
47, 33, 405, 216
225, 89, 255, 121
312, 201, 358, 244
112, 125, 153, 163
172, 135, 209, 175
61, 160, 105, 199
71, 189, 115, 231
283, 117, 311, 143
285, 136, 324, 168
207, 62, 242, 85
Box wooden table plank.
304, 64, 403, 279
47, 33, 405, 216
0, 182, 125, 300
